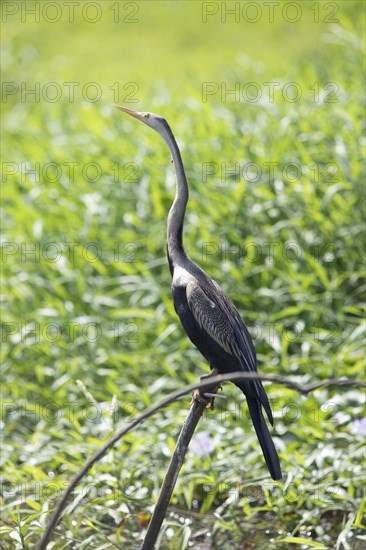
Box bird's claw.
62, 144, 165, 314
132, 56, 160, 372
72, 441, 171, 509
191, 384, 223, 410
191, 388, 209, 406
191, 368, 222, 409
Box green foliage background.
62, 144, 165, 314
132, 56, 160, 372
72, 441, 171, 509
1, 1, 365, 548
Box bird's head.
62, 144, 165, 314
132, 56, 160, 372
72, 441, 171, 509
113, 105, 170, 136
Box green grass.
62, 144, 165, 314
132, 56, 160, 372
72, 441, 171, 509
1, 1, 365, 548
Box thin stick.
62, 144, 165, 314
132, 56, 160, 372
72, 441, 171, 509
140, 398, 208, 550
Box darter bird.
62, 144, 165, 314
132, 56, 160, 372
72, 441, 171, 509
115, 106, 282, 480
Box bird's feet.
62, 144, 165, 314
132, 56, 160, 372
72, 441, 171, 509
191, 368, 223, 410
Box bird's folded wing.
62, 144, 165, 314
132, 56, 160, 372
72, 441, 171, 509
209, 279, 256, 364
186, 279, 246, 363
186, 279, 273, 423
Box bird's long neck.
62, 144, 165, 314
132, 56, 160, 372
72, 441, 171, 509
163, 127, 189, 268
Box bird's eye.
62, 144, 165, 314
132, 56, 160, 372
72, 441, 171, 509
144, 113, 150, 120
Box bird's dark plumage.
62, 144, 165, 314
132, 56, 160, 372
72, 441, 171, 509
170, 255, 282, 480
116, 105, 282, 480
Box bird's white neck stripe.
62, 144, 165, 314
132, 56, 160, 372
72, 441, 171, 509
173, 265, 192, 287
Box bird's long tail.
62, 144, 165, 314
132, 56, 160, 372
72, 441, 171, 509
247, 397, 282, 480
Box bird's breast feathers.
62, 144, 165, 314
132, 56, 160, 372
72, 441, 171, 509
172, 265, 193, 287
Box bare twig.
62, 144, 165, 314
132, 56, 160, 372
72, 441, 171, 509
38, 374, 365, 550
140, 398, 209, 550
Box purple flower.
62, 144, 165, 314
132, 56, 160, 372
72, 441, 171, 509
350, 417, 366, 435
190, 432, 215, 458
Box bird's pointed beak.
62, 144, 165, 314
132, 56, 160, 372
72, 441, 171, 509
113, 104, 145, 121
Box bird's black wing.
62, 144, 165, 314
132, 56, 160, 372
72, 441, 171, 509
186, 278, 273, 425
210, 278, 257, 370
186, 278, 257, 372
186, 278, 281, 480
186, 279, 243, 359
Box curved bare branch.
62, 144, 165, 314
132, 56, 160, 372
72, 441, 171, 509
38, 374, 365, 550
